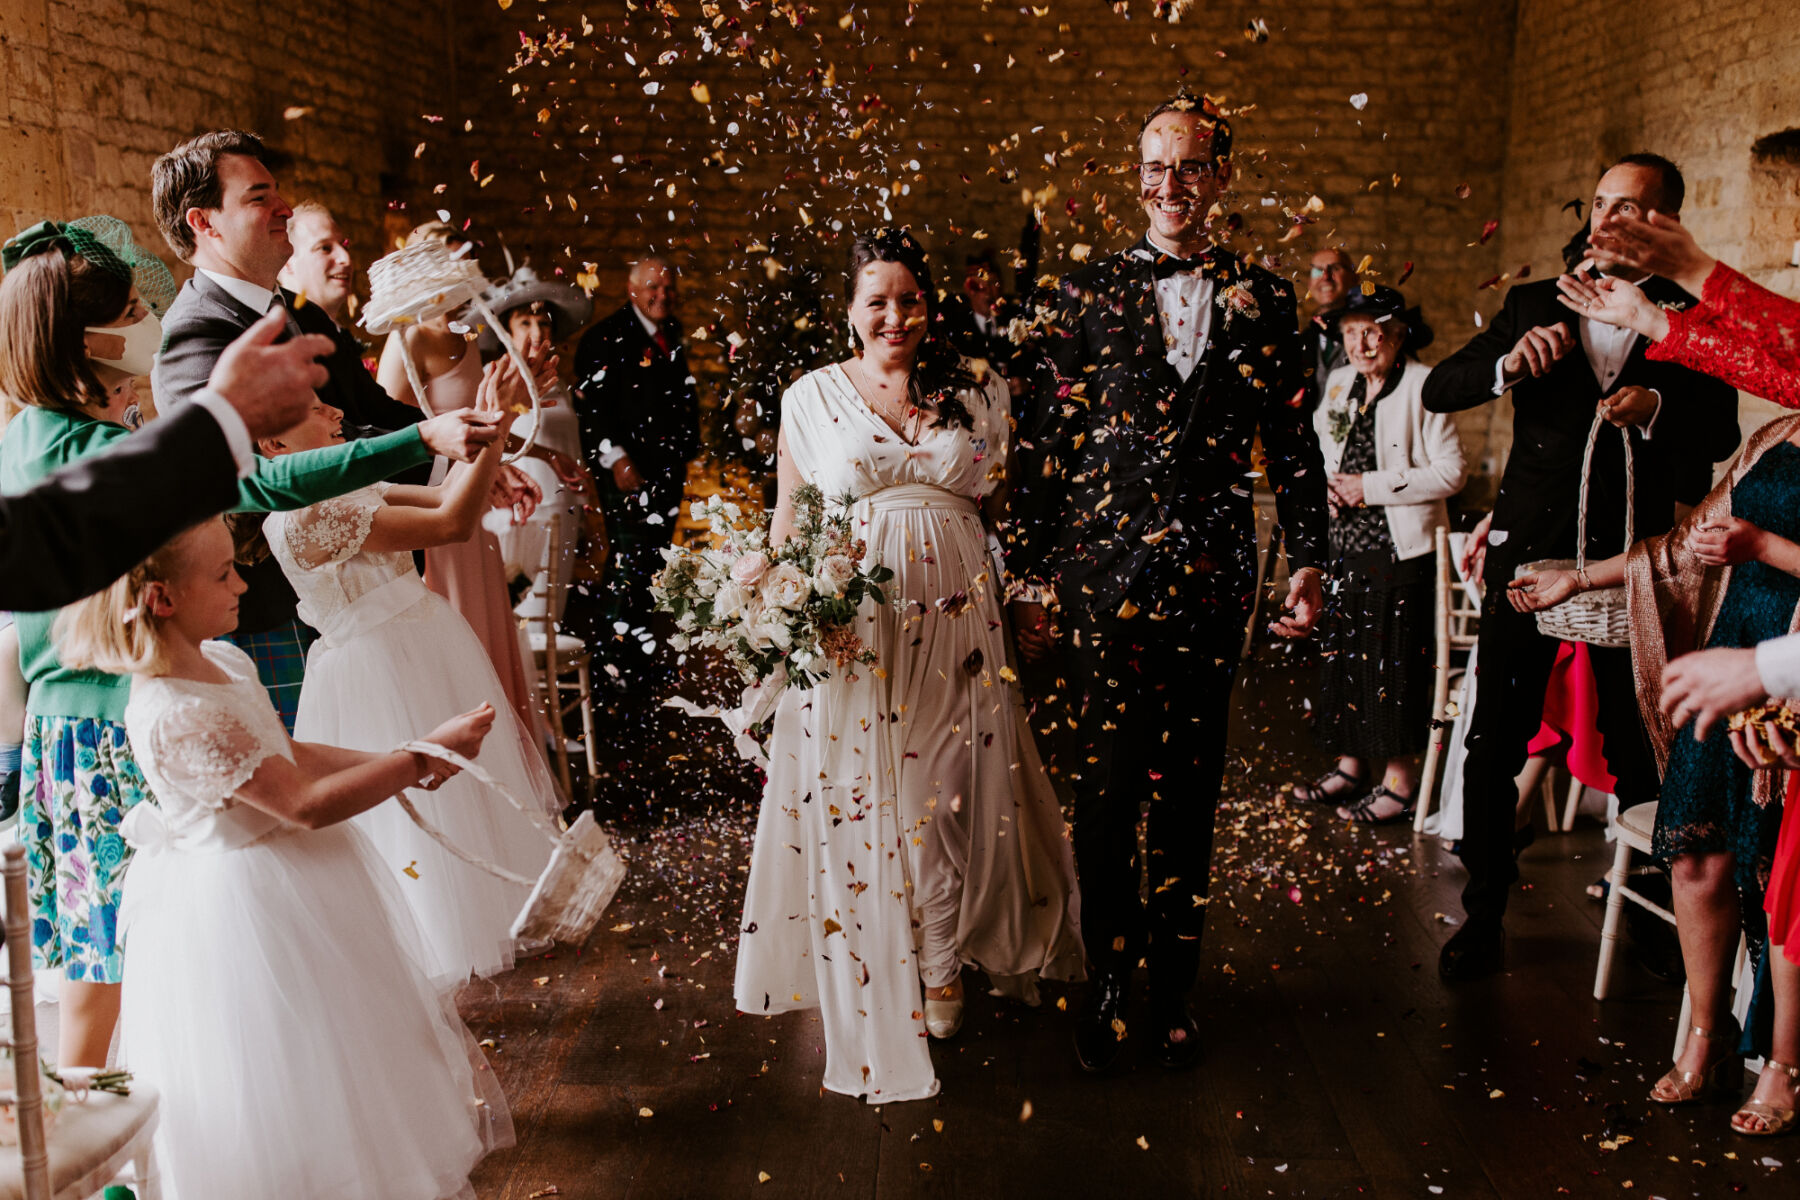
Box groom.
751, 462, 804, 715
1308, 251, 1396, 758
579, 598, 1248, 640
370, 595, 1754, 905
1008, 91, 1328, 1072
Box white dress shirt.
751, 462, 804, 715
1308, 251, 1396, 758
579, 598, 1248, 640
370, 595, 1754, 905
199, 268, 280, 317
1757, 632, 1800, 699
1489, 275, 1661, 433
1146, 237, 1216, 382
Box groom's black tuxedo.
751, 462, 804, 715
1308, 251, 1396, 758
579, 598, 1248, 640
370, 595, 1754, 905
1421, 277, 1740, 931
1009, 239, 1327, 992
1011, 242, 1326, 613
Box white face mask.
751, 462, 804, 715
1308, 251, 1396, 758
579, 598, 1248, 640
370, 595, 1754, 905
86, 311, 162, 377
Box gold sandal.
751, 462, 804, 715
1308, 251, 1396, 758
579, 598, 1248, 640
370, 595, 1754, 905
1650, 1023, 1742, 1105
1731, 1060, 1800, 1137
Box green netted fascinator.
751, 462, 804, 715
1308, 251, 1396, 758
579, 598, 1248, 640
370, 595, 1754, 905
1, 217, 178, 316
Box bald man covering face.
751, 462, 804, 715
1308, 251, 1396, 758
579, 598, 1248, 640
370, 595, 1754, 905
571, 256, 700, 686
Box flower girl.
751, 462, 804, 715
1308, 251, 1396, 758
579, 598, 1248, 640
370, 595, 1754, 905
260, 359, 561, 981
55, 517, 513, 1200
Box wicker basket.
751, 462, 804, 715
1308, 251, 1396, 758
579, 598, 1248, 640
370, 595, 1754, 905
362, 239, 544, 461
1517, 411, 1633, 649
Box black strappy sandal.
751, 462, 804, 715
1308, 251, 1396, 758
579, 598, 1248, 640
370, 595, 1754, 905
1293, 766, 1366, 805
1338, 784, 1415, 826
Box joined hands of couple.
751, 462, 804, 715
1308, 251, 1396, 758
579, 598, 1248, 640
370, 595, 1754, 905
1007, 568, 1325, 663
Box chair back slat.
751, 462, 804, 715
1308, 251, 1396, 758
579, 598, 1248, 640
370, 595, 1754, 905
4, 843, 51, 1198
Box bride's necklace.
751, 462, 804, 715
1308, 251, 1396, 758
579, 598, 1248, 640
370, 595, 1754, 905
847, 358, 923, 443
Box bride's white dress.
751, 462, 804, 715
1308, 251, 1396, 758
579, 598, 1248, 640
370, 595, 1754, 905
266, 484, 557, 982
120, 641, 512, 1200
735, 364, 1084, 1104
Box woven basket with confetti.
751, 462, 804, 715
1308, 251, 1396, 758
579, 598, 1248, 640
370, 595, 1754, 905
361, 237, 546, 461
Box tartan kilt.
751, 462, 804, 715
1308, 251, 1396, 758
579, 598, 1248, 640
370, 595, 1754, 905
222, 619, 317, 734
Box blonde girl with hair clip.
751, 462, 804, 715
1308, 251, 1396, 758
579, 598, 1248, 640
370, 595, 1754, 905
56, 517, 513, 1199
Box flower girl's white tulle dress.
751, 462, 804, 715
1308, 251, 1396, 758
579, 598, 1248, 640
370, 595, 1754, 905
120, 640, 512, 1200
265, 484, 558, 981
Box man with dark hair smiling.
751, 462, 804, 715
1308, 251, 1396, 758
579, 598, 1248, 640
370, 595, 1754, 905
150, 130, 502, 728
1423, 152, 1741, 982
1008, 90, 1327, 1074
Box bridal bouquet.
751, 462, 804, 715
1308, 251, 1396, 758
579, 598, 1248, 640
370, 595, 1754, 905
653, 484, 895, 692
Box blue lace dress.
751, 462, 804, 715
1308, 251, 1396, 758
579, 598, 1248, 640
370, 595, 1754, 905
1653, 440, 1800, 951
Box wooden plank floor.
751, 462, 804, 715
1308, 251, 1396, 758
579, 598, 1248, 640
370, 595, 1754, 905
462, 653, 1793, 1199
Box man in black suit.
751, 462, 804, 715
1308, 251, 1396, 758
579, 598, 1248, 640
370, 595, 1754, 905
150, 129, 498, 728
572, 255, 700, 684
0, 309, 328, 610
1009, 92, 1329, 1073
1423, 153, 1742, 981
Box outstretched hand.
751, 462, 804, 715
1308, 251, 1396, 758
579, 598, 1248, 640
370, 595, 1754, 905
1557, 270, 1668, 341
415, 703, 497, 788
209, 309, 335, 439
1585, 211, 1717, 295
1506, 569, 1579, 613
1268, 569, 1324, 639
417, 409, 505, 462
1661, 646, 1767, 742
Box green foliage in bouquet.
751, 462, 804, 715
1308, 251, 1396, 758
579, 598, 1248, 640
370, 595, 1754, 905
653, 484, 896, 692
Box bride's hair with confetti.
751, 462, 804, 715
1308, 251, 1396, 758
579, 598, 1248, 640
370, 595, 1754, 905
844, 227, 981, 431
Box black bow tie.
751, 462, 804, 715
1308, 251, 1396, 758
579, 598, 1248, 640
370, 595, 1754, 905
1149, 251, 1210, 280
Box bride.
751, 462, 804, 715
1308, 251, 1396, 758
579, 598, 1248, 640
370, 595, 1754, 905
735, 228, 1083, 1103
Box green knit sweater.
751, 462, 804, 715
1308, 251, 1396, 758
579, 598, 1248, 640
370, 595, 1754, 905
0, 405, 429, 723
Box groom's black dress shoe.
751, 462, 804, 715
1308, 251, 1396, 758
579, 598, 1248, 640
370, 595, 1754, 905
1073, 970, 1130, 1073
1151, 998, 1201, 1071
1437, 921, 1506, 982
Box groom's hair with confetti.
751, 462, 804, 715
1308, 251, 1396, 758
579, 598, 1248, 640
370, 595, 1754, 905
1139, 89, 1233, 163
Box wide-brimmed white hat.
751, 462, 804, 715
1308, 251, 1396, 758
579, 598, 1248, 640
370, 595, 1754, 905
476, 265, 593, 354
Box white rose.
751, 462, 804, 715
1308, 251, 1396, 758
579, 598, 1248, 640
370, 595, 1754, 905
764, 562, 811, 611
731, 550, 769, 587
748, 614, 794, 650
812, 554, 856, 598
714, 580, 751, 621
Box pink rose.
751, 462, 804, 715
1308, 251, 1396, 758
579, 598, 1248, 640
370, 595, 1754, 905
731, 551, 769, 587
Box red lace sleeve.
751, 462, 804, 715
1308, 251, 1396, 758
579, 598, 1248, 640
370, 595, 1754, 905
1648, 264, 1800, 408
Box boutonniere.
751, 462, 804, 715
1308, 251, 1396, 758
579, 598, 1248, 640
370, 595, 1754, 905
1655, 298, 1691, 313
1323, 381, 1358, 446
1217, 281, 1261, 325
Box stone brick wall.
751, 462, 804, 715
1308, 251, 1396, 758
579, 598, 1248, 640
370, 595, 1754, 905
0, 0, 453, 279
439, 2, 1512, 392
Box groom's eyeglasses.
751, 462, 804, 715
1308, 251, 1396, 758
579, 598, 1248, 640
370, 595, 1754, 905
1139, 159, 1217, 187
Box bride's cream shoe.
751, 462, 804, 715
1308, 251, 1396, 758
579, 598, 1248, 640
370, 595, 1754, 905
924, 981, 964, 1039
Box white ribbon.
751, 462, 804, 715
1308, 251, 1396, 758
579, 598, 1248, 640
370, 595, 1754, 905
119, 803, 171, 854
662, 666, 787, 766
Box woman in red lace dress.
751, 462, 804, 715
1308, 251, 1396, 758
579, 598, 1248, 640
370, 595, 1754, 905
1561, 214, 1800, 1135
